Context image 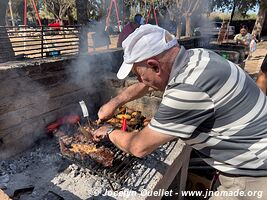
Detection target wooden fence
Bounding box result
[3,25,81,59]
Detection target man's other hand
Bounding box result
[93,125,112,142]
[98,100,119,121]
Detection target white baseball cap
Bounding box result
[117,24,178,79]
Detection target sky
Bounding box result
[220,4,259,14]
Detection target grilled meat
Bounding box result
[59,134,114,167]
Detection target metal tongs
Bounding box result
[78,100,94,140]
[77,121,93,140]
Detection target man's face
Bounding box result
[240,28,247,36]
[132,60,169,91]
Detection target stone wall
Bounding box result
[0,49,125,159]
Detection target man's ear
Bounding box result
[146,59,160,73]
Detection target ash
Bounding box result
[1,137,178,200]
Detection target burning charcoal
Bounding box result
[9,164,16,172]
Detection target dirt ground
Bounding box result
[244,38,267,76]
[88,33,119,53]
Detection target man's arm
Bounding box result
[93,126,176,158]
[98,82,150,120]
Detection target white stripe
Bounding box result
[240,148,267,168]
[254,94,267,120]
[175,49,201,83]
[225,138,267,166]
[165,88,210,101]
[213,124,248,136]
[225,151,256,166]
[186,50,210,85]
[213,61,238,105]
[241,158,264,168]
[150,118,196,134]
[186,132,209,145]
[202,159,236,172]
[258,149,267,160]
[192,137,221,150]
[249,138,267,152]
[216,63,246,108]
[148,124,191,138]
[162,96,213,110]
[221,91,265,134]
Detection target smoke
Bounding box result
[66,19,123,118]
[0,67,49,159]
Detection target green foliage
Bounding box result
[210,0,260,15]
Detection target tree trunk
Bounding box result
[76,0,88,25]
[0,0,15,63]
[230,0,237,24]
[253,0,267,39]
[75,0,88,54]
[176,16,182,39]
[0,0,8,26]
[185,13,192,37]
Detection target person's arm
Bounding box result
[256,70,267,95]
[98,82,150,121]
[95,84,214,157]
[234,34,239,43]
[93,126,176,157]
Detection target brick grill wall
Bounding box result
[0,49,126,159]
[0,27,15,63]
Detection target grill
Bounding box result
[60,138,140,191]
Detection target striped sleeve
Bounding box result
[149,84,215,138]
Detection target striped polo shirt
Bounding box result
[149,46,267,176]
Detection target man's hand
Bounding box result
[98,83,149,121]
[98,100,119,121]
[93,125,113,142]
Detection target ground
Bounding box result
[244,38,267,76]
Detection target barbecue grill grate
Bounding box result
[60,139,140,191]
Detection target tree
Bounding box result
[253,0,267,38]
[210,0,267,37]
[43,0,75,20]
[163,0,207,38]
[210,0,259,23]
[0,0,8,26]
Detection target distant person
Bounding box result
[247,32,257,60]
[234,25,251,46]
[117,14,145,47]
[256,55,267,94]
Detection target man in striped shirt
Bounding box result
[94,24,267,199]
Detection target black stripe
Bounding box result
[250,93,267,122]
[214,76,261,128]
[217,65,240,103]
[154,103,214,126]
[193,50,232,97]
[173,50,195,83]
